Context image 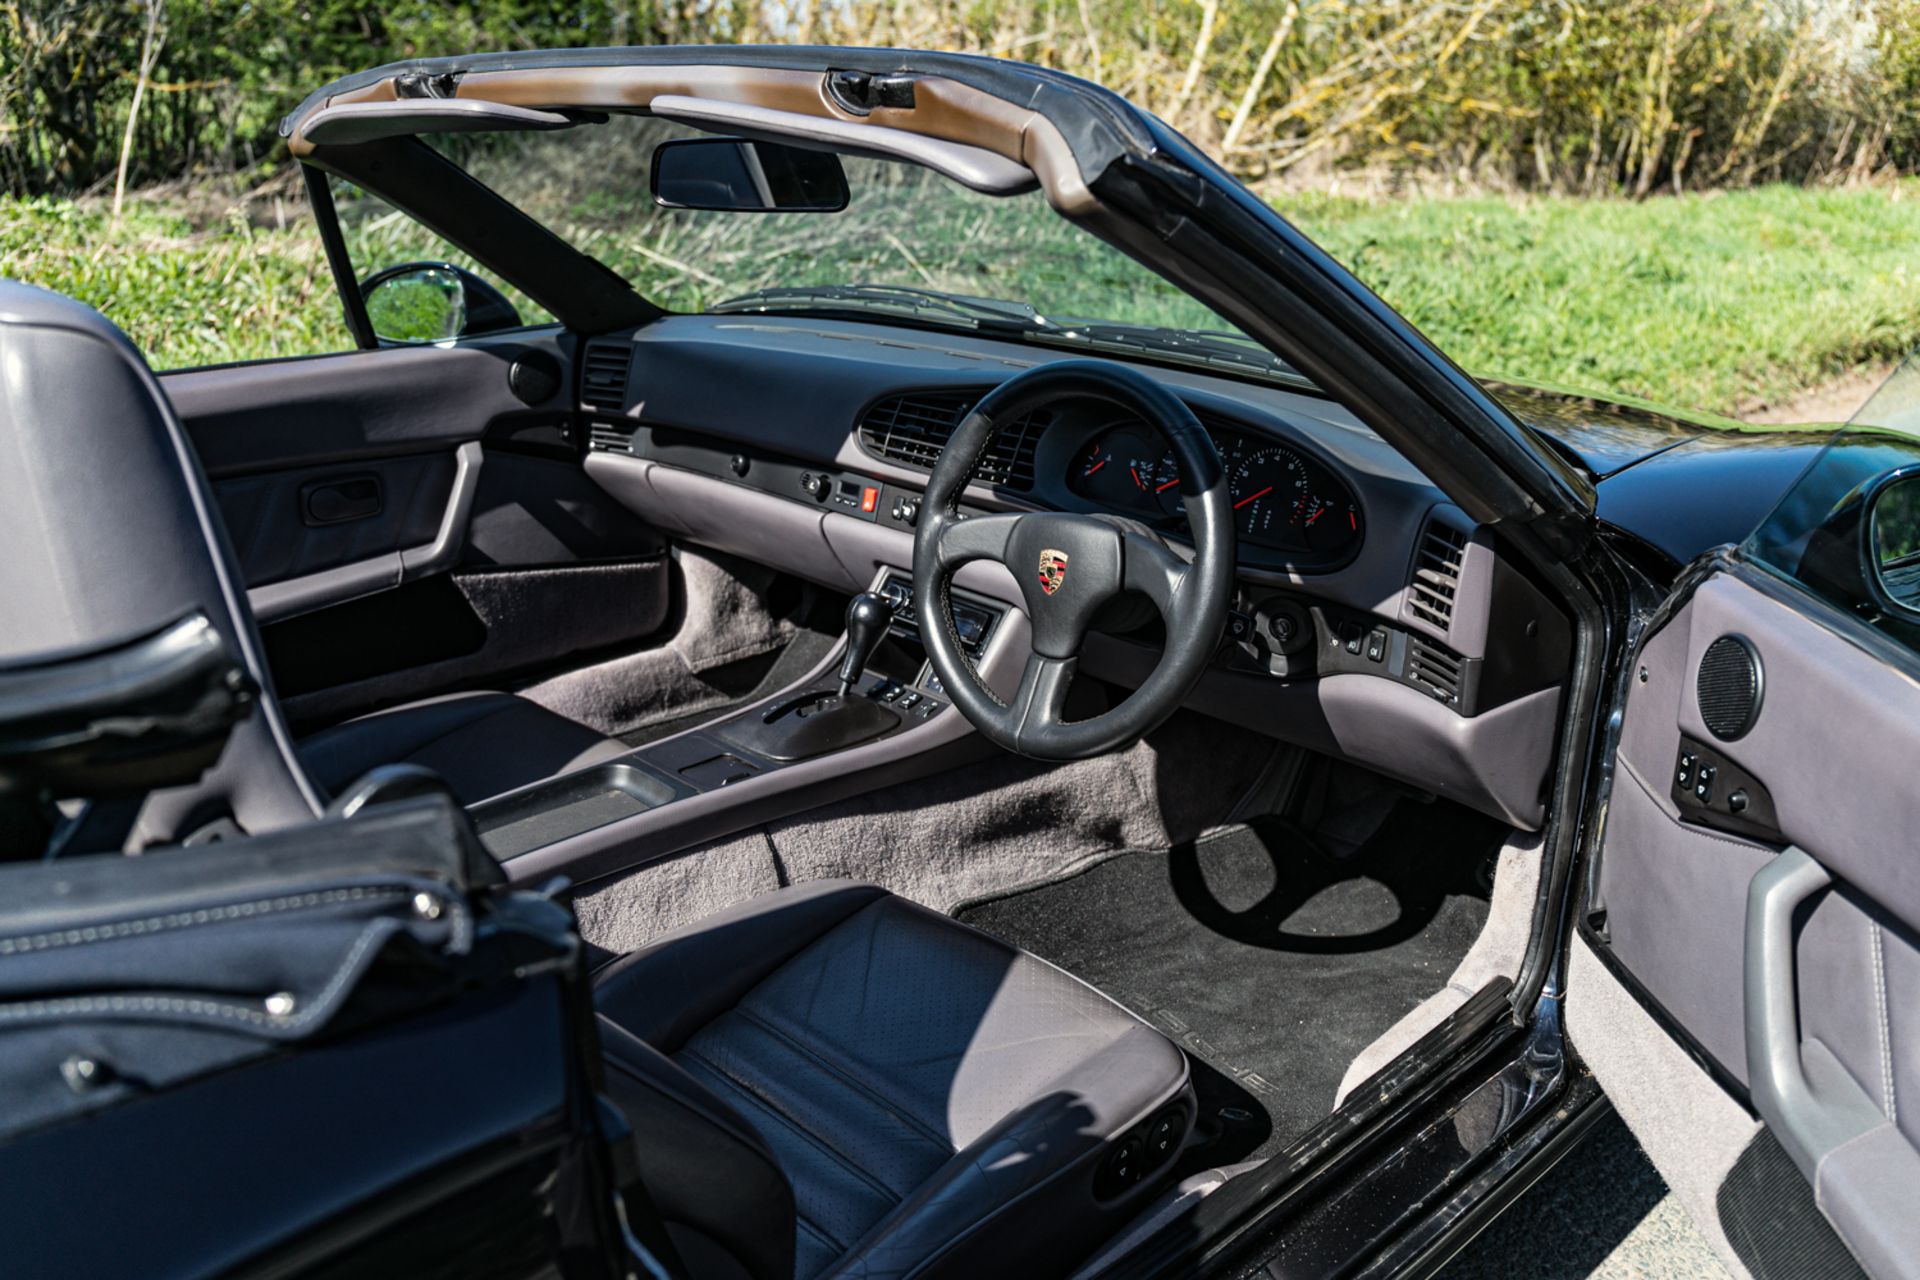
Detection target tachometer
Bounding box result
[1230,445,1309,542]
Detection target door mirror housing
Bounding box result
[360,262,523,344]
[1868,471,1920,612]
[650,138,850,212]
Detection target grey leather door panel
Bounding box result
[164,340,545,478]
[1598,756,1773,1085]
[218,452,455,587]
[245,442,483,624]
[161,332,670,714]
[1592,569,1920,1278]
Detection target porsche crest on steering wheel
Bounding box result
[1038,548,1070,595]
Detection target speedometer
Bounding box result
[1068,416,1363,567]
[1230,446,1309,542]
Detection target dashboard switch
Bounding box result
[1365,630,1387,663]
[799,473,827,500]
[860,485,879,514]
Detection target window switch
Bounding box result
[1694,764,1715,803]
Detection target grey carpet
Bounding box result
[519,545,805,738]
[954,801,1506,1162]
[571,709,1285,953]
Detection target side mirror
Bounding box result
[650,138,850,212]
[360,262,522,344]
[1869,471,1920,612]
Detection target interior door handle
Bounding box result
[1744,845,1886,1180]
[252,445,482,624]
[302,474,384,526]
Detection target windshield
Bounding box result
[1851,348,1920,438]
[424,115,1303,384]
[1742,351,1920,653]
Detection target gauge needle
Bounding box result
[1156,477,1180,493]
[1085,459,1106,476]
[1129,466,1144,488]
[1233,485,1273,510]
[1306,506,1326,525]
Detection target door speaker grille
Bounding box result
[1697,634,1762,740]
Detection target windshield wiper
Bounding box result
[1033,320,1303,380]
[711,284,1306,384]
[710,284,1055,334]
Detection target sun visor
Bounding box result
[646,94,1039,196]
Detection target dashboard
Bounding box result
[575,314,1573,832]
[1062,415,1364,567]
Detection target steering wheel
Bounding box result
[912,361,1235,759]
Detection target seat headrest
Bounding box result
[0,280,319,842]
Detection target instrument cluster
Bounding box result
[1065,416,1364,566]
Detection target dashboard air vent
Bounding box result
[580,340,633,413]
[856,393,1051,490]
[588,421,638,454]
[1406,636,1464,707]
[1407,520,1469,632]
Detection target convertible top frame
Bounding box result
[282,45,1593,538]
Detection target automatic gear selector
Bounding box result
[838,591,894,695]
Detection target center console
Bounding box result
[468,573,1007,863]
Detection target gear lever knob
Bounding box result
[838,591,895,696]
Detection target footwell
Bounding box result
[954,800,1504,1163]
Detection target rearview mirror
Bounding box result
[360,262,522,344]
[651,139,850,213]
[1869,471,1920,612]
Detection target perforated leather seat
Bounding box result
[594,881,1196,1280]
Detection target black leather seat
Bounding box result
[299,691,628,807]
[594,881,1195,1280]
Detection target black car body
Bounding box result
[1,43,1913,1280]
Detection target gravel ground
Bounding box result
[1439,1110,1731,1280]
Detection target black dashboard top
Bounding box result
[608,312,1449,614]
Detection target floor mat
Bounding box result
[954,801,1504,1163]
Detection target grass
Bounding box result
[1274,183,1920,416]
[5,176,1919,416]
[0,196,354,369]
